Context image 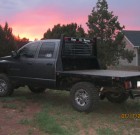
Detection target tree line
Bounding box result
[42,23,86,39]
[0,22,29,57]
[0,0,135,68]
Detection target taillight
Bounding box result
[124,81,132,89]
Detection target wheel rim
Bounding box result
[0,79,7,93]
[75,89,89,107]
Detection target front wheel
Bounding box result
[70,82,99,112]
[0,74,13,97]
[28,86,46,93]
[106,92,129,103]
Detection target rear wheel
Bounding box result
[70,82,99,112]
[106,92,129,103]
[0,74,13,96]
[28,86,46,93]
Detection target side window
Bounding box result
[38,42,55,58]
[19,42,39,58]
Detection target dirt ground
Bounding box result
[0,88,140,135]
[0,100,43,135]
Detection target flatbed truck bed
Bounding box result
[58,70,140,78]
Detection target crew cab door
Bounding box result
[18,42,40,78]
[34,42,56,81]
[9,42,40,79]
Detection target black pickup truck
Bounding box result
[0,35,140,112]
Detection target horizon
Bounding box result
[0,0,140,41]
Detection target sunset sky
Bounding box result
[0,0,140,41]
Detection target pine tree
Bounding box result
[43,23,86,39]
[0,22,16,57]
[76,25,86,38]
[87,0,135,68]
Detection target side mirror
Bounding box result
[11,51,18,58]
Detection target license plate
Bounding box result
[137,81,140,87]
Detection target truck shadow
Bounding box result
[2,87,140,115]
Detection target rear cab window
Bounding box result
[38,42,55,58]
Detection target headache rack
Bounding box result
[59,35,99,71]
[62,37,97,57]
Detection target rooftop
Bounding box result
[123,30,140,47]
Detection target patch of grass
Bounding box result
[2,103,17,109]
[27,129,33,135]
[34,109,71,135]
[96,127,122,135]
[0,97,15,102]
[42,102,94,134]
[19,118,31,125]
[0,88,140,135]
[18,103,27,112]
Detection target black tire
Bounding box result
[106,92,129,103]
[70,82,99,112]
[28,86,46,93]
[0,74,14,97]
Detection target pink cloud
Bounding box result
[124,26,140,31]
[112,9,140,30]
[9,6,88,40]
[8,4,140,41]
